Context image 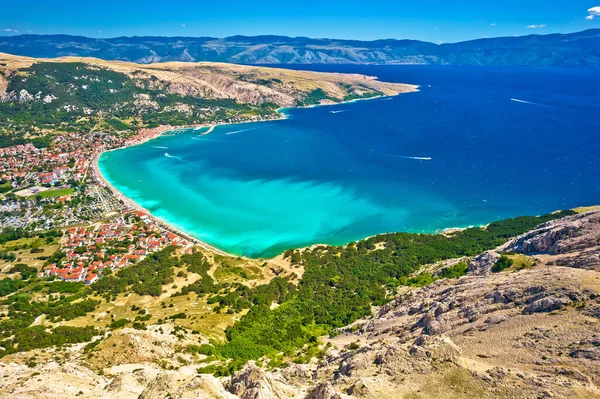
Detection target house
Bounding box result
[37,172,55,184]
[63,266,84,282]
[84,273,98,284]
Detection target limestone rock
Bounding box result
[468,251,500,276]
[523,295,570,313]
[226,361,299,399]
[305,382,343,399]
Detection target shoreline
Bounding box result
[92,151,236,258]
[92,92,414,259]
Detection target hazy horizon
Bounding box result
[1,27,599,45]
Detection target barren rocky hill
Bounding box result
[2,210,600,399]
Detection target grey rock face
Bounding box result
[305,382,342,399]
[468,251,501,276]
[506,212,600,254]
[523,295,570,313]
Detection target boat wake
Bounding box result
[164,152,184,162]
[226,128,256,135]
[191,137,223,142]
[153,146,168,149]
[399,155,432,161]
[330,110,348,114]
[383,154,432,161]
[510,98,562,109]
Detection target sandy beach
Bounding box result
[91,94,403,259]
[92,149,235,258]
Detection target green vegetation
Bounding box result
[9,264,38,280]
[0,279,100,356]
[437,261,469,279]
[110,318,130,329]
[0,62,280,143]
[0,251,16,262]
[492,255,514,273]
[2,325,97,356]
[0,210,574,366]
[343,89,384,102]
[0,278,26,296]
[198,210,574,374]
[0,180,12,193]
[402,272,436,287]
[298,88,336,106]
[27,188,75,199]
[0,227,62,246]
[92,246,178,296]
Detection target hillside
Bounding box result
[1,29,599,67]
[2,208,600,398]
[0,53,415,145]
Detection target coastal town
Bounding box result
[40,211,193,284]
[0,126,197,284]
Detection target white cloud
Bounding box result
[527,24,546,29]
[587,6,600,19]
[490,23,497,27]
[4,28,18,33]
[181,24,186,27]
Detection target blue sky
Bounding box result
[1,1,599,43]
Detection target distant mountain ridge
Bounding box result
[1,29,599,67]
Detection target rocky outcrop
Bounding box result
[503,211,600,270]
[0,361,107,398]
[467,250,501,276]
[139,373,238,399]
[304,382,344,399]
[88,326,205,370]
[522,294,570,313]
[225,361,299,399]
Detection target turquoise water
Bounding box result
[99,66,600,258]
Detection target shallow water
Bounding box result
[99,65,600,257]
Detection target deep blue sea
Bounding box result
[99,66,600,258]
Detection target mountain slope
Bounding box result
[2,210,600,398]
[0,52,415,142]
[1,29,599,67]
